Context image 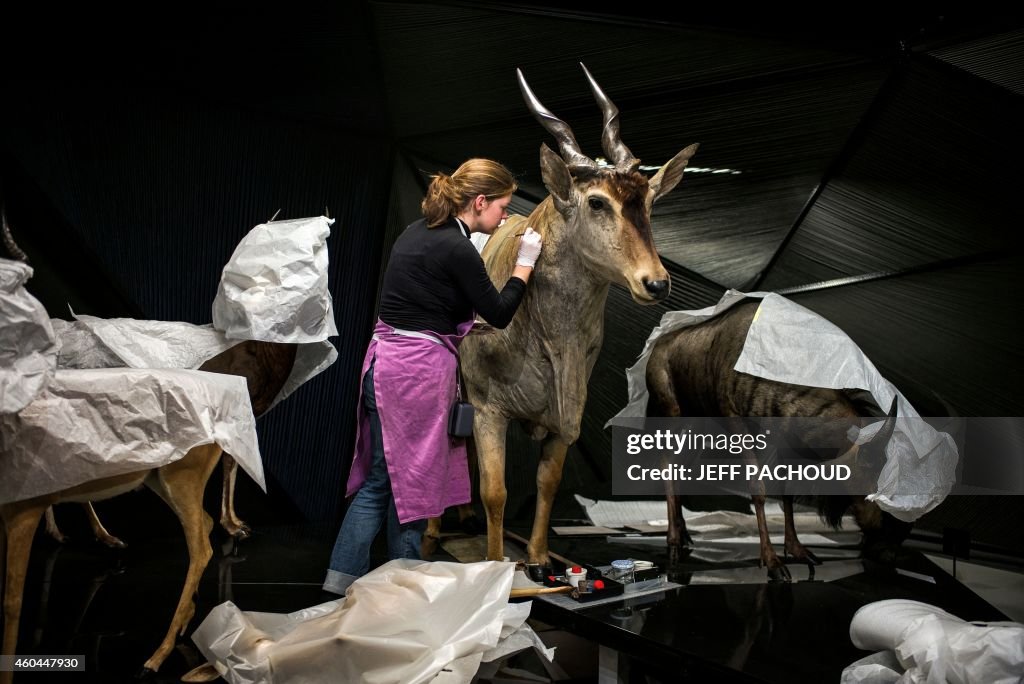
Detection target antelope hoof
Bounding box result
[785,546,821,566]
[767,563,792,583]
[667,544,693,567]
[667,533,694,550]
[223,522,251,540]
[181,663,222,682]
[135,666,157,680]
[420,533,441,559]
[98,534,127,549]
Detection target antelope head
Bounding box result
[517,64,698,304]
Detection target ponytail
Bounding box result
[421,159,517,228]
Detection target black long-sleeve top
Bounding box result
[378,217,526,335]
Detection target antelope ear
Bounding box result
[539,143,574,213]
[648,143,700,205]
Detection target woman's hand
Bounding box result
[516,227,543,268]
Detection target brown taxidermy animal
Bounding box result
[645,299,907,581]
[451,64,699,565]
[0,207,291,680]
[2,443,226,681]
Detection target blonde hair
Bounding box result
[421,158,517,228]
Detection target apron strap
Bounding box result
[372,327,444,346]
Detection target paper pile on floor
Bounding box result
[842,599,1024,683]
[575,494,857,543]
[192,559,553,684]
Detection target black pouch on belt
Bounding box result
[448,401,475,437]
[449,357,474,438]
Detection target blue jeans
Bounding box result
[324,359,426,595]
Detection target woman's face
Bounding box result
[476,194,511,234]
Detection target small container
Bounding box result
[609,559,635,584]
[565,565,587,589]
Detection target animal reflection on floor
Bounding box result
[15,524,326,682]
[16,535,211,671]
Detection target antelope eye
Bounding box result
[588,197,605,211]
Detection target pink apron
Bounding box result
[345,318,475,523]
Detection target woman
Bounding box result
[324,158,542,595]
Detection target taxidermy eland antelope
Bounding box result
[46,339,297,546]
[0,210,283,681]
[645,299,904,581]
[0,221,233,681]
[458,64,699,564]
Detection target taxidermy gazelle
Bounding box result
[43,340,296,547]
[0,209,288,681]
[0,215,236,680]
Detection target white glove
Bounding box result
[515,227,543,268]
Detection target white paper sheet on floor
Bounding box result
[191,559,553,684]
[575,494,855,540]
[606,290,958,521]
[842,599,1024,683]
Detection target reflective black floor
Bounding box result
[8,489,1017,684]
[527,535,1012,683]
[13,519,336,682]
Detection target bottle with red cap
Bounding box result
[565,565,587,588]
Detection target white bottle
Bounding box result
[565,565,587,588]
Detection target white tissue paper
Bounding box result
[192,559,552,684]
[0,217,341,506]
[213,216,339,343]
[50,213,342,411]
[0,258,56,414]
[0,368,263,505]
[53,315,337,412]
[56,316,231,370]
[607,290,958,521]
[843,599,1024,683]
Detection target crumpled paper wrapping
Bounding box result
[54,316,230,370]
[213,216,339,343]
[192,559,553,684]
[1,217,339,505]
[0,368,263,505]
[49,215,340,409]
[842,599,1024,683]
[0,258,56,414]
[53,315,336,412]
[607,290,958,521]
